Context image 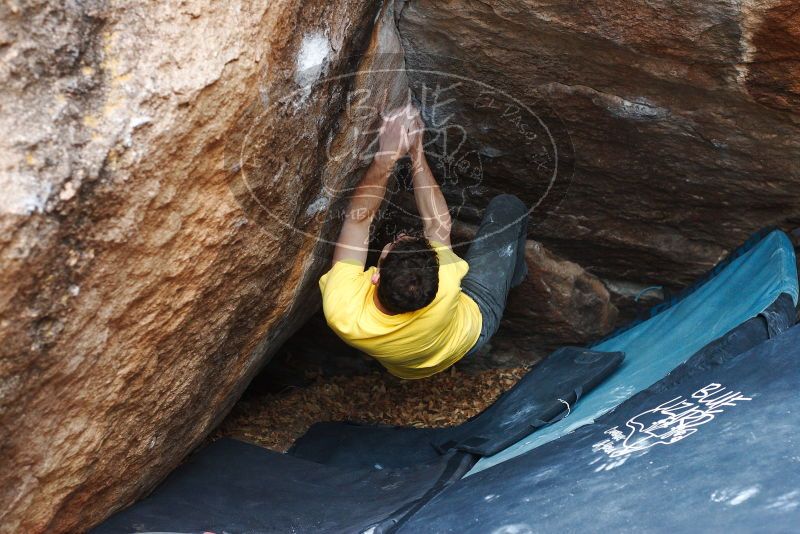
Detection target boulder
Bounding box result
[448,224,618,369]
[397,0,800,287]
[0,1,407,531]
[3,0,799,531]
[492,239,619,365]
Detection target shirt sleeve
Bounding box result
[429,241,469,283]
[319,260,369,330]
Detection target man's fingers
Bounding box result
[380,106,401,121]
[376,103,426,161]
[382,101,419,124]
[382,104,409,122]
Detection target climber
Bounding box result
[319,103,529,379]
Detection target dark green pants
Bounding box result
[461,194,529,356]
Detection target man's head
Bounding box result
[375,236,439,313]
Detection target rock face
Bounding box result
[2,0,799,532]
[448,223,618,369]
[397,0,800,288]
[0,1,407,532]
[491,240,619,365]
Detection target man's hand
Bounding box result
[407,106,427,163]
[376,105,415,163]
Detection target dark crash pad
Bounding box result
[471,229,798,475]
[397,323,800,533]
[288,346,625,469]
[92,438,473,534]
[94,230,798,533]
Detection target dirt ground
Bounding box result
[213,366,528,452]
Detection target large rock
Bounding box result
[492,239,619,364]
[2,0,799,531]
[0,1,407,531]
[397,0,800,288]
[449,224,618,369]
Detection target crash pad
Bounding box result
[92,438,473,533]
[94,230,798,533]
[470,229,798,475]
[398,323,800,533]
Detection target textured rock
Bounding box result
[397,0,800,288]
[449,224,618,369]
[3,0,799,531]
[492,239,619,364]
[0,1,407,532]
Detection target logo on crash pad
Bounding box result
[592,383,752,462]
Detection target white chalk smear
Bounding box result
[711,486,761,506]
[295,33,330,92]
[305,195,329,217]
[491,524,533,534]
[765,491,800,512]
[729,486,760,506]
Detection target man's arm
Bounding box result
[409,112,452,246]
[331,154,396,266]
[332,109,410,266]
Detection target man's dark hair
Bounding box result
[377,237,439,313]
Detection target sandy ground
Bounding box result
[213,366,527,452]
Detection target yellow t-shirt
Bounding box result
[319,242,482,379]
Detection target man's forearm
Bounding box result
[345,154,396,222]
[331,154,396,265]
[332,106,410,266]
[411,152,452,243]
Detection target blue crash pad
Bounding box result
[93,439,474,533]
[399,323,800,533]
[470,229,798,475]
